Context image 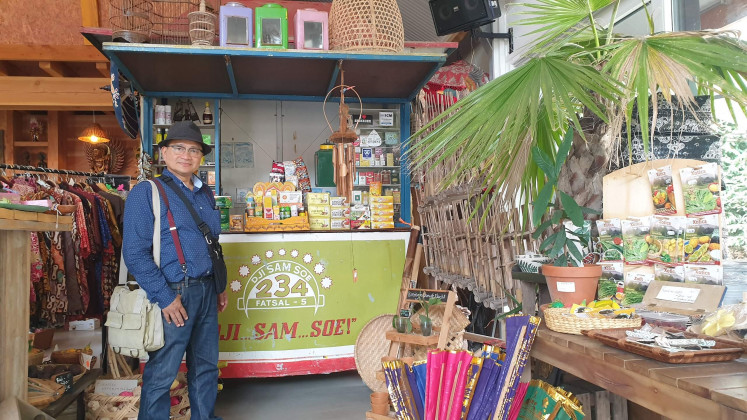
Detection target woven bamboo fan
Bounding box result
[329,0,404,53]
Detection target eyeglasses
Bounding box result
[166,145,203,157]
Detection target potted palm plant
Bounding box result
[410,0,747,223]
[532,129,602,306]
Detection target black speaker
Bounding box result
[429,0,501,36]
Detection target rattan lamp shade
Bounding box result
[78,123,111,144]
[329,0,404,53]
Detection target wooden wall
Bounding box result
[0,0,107,45]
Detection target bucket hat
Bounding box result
[160,121,211,155]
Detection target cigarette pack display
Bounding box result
[371,215,394,223]
[307,205,331,217]
[370,202,394,211]
[279,191,303,204]
[330,218,350,230]
[372,221,395,229]
[330,196,348,207]
[330,207,350,218]
[306,192,330,205]
[309,217,331,230]
[369,195,393,204]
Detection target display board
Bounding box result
[216,231,408,377]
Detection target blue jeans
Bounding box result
[139,278,221,420]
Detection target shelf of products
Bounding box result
[352,108,402,221]
[150,98,221,191]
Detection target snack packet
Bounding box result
[648,165,676,215]
[621,217,651,265]
[654,264,685,283]
[598,261,624,301]
[596,219,623,261]
[680,163,721,216]
[684,215,720,264]
[684,264,723,285]
[649,216,686,265]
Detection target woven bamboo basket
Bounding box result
[541,305,642,335]
[84,372,190,420]
[407,305,470,359]
[328,0,404,52]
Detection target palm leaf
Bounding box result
[409,56,623,218]
[515,0,616,54]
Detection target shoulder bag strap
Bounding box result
[152,178,188,276]
[117,180,163,285]
[159,175,213,239]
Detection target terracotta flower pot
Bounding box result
[541,264,602,307]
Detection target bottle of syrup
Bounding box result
[202,102,213,125]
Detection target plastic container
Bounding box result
[315,145,335,187]
[638,310,690,330]
[294,8,328,50]
[255,3,288,49]
[220,2,253,47]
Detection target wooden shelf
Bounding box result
[14,142,49,147]
[385,329,440,346]
[0,209,73,232]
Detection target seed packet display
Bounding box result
[680,163,721,216]
[622,271,654,306]
[649,216,686,265]
[648,165,676,215]
[621,217,651,265]
[684,215,721,264]
[598,262,624,301]
[684,264,723,285]
[654,264,685,283]
[596,219,623,261]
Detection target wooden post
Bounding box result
[47,111,59,169]
[0,230,31,401]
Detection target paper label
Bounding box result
[379,112,394,126]
[94,379,138,396]
[656,285,701,303]
[556,282,576,293]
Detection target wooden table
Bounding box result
[532,327,747,419]
[0,210,72,402]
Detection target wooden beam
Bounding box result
[95,62,110,78]
[47,111,59,169]
[39,61,68,77]
[0,76,111,109]
[80,0,100,46]
[0,45,105,62]
[0,61,14,77]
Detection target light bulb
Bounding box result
[90,135,99,143]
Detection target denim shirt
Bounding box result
[122,169,221,308]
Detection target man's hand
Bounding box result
[218,292,228,313]
[163,295,188,327]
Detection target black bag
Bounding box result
[206,236,227,293]
[159,176,227,293]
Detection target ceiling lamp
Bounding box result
[78,113,111,144]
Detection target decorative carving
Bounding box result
[85,138,126,173]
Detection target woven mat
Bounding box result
[355,314,395,392]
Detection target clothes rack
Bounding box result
[0,164,131,190]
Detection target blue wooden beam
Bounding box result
[106,52,144,94]
[225,55,238,96]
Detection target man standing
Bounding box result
[123,121,226,420]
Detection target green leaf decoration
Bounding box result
[532,147,556,181]
[554,129,575,177]
[532,181,555,224]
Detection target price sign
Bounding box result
[406,289,449,302]
[656,286,701,303]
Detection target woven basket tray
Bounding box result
[51,348,93,365]
[541,304,642,335]
[582,327,745,363]
[84,372,190,419]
